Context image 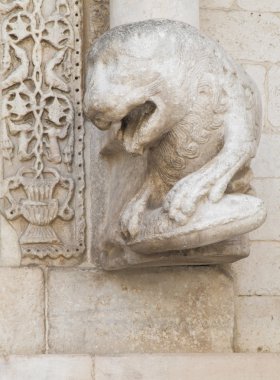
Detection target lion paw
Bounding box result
[120,202,143,240]
[163,175,209,224]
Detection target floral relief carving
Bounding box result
[0,0,85,261]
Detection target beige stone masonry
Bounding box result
[268,65,280,127]
[201,0,234,9]
[0,355,94,380]
[83,0,109,51]
[0,268,45,355]
[110,0,199,28]
[250,179,280,241]
[94,354,280,380]
[0,0,278,359]
[0,216,21,267]
[200,2,280,356]
[201,10,280,63]
[237,0,280,12]
[233,242,280,296]
[48,267,234,354]
[252,135,280,178]
[2,354,280,380]
[235,297,280,352]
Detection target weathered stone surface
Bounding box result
[95,354,280,380]
[83,0,109,51]
[268,65,280,127]
[84,19,265,268]
[0,0,85,263]
[243,64,266,120]
[48,268,234,354]
[110,0,199,28]
[250,179,280,241]
[201,10,280,63]
[237,0,280,12]
[2,354,280,379]
[235,296,280,352]
[232,242,280,295]
[0,355,94,380]
[0,216,21,266]
[0,268,45,354]
[101,236,250,270]
[200,0,234,9]
[252,134,280,178]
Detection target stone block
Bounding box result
[235,296,280,352]
[83,0,109,50]
[110,0,199,28]
[0,355,94,380]
[250,179,280,241]
[48,267,234,354]
[268,65,280,127]
[201,10,280,63]
[200,0,234,9]
[237,0,280,12]
[0,268,45,355]
[232,241,280,295]
[0,216,21,267]
[252,134,280,178]
[101,236,250,270]
[94,354,280,380]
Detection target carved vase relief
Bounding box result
[85,20,266,270]
[0,0,85,261]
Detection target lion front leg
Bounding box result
[163,81,261,225]
[120,177,152,239]
[163,149,251,224]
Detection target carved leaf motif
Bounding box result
[2,43,11,74]
[56,0,71,16]
[0,0,29,14]
[43,17,73,49]
[2,121,14,160]
[2,43,29,89]
[6,90,32,121]
[62,48,72,80]
[45,48,70,92]
[4,12,31,42]
[45,95,72,127]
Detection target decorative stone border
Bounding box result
[0,0,85,265]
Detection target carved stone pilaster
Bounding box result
[0,0,85,263]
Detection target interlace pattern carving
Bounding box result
[0,0,85,261]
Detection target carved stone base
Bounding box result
[20,224,60,245]
[127,194,265,254]
[100,234,249,270]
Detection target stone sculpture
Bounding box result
[84,19,266,268]
[0,0,85,263]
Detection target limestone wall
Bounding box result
[200,0,280,353]
[0,0,280,368]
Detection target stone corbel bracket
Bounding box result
[84,20,266,270]
[0,0,85,264]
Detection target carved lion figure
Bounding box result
[84,19,265,252]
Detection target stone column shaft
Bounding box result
[110,0,199,28]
